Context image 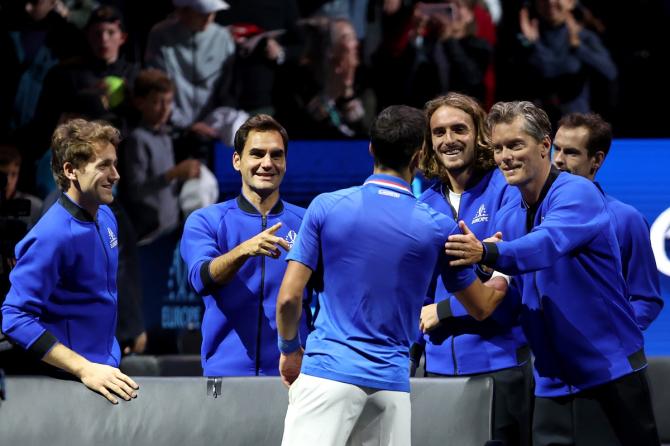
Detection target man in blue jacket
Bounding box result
[180,114,310,376]
[275,105,507,445]
[416,92,531,446]
[1,119,139,404]
[445,101,660,445]
[552,112,663,330]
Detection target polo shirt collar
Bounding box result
[364,174,414,196]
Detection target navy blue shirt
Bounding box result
[287,174,477,392]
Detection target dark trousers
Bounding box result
[533,369,660,446]
[427,361,534,446]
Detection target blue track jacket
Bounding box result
[1,194,121,367]
[180,194,309,376]
[418,169,529,375]
[594,183,663,330]
[482,169,646,397]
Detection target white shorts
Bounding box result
[281,373,411,446]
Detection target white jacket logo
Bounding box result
[471,204,489,224]
[107,227,118,249]
[285,230,297,248]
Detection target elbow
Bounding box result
[276,293,301,315]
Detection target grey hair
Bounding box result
[486,101,552,142]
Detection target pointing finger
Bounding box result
[265,222,283,234]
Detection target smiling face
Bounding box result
[66,141,120,214]
[553,125,601,180]
[430,105,477,175]
[233,130,286,200]
[492,116,551,199]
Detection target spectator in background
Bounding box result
[373,0,492,109]
[32,5,138,160]
[0,0,83,139]
[146,0,242,159]
[180,114,311,377]
[217,0,304,115]
[0,144,43,228]
[1,119,139,404]
[552,113,663,331]
[276,17,375,139]
[119,68,200,245]
[516,0,617,123]
[415,93,531,446]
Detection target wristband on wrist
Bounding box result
[278,333,301,354]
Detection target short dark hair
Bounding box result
[86,5,125,32]
[370,105,426,170]
[233,114,289,155]
[134,69,174,98]
[557,113,613,157]
[0,144,21,167]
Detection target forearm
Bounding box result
[208,243,252,285]
[42,342,91,379]
[453,279,506,321]
[277,295,302,341]
[276,262,312,341]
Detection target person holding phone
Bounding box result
[373,0,492,108]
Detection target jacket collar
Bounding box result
[58,193,95,222]
[236,193,284,215]
[522,165,561,210]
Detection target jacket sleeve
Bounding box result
[1,229,67,357]
[492,181,610,275]
[180,209,226,296]
[619,210,663,330]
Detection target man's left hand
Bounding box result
[279,348,304,388]
[445,220,484,266]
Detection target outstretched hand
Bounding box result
[445,220,484,266]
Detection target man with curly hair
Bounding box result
[415,93,531,446]
[1,119,139,404]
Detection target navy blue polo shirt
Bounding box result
[287,174,476,392]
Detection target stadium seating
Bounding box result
[0,375,493,446]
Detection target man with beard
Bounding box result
[416,92,531,446]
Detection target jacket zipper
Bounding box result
[445,189,460,375]
[255,215,268,375]
[95,219,116,356]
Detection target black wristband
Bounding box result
[481,242,499,267]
